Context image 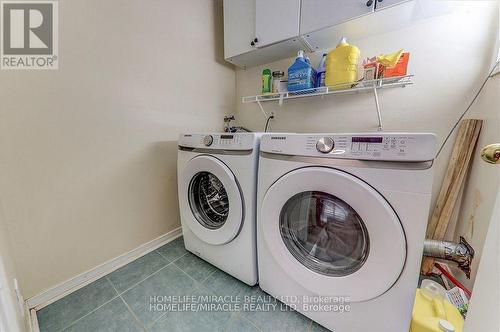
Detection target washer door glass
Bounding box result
[189,171,229,229]
[280,191,369,277]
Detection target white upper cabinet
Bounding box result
[223,0,414,68]
[255,0,301,48]
[375,0,411,10]
[300,0,374,35]
[223,0,256,59]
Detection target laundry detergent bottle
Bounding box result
[287,50,316,92]
[325,37,360,89]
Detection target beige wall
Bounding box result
[463,191,499,331]
[0,204,26,331]
[453,72,499,287]
[234,2,499,287]
[0,0,235,298]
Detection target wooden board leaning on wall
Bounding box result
[421,119,483,275]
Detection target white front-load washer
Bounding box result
[257,133,437,331]
[178,132,261,285]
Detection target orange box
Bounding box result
[382,52,410,78]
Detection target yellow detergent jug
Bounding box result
[325,37,360,89]
[411,280,464,332]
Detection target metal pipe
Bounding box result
[223,115,235,133]
[423,236,474,278]
[223,115,252,133]
[235,126,252,132]
[229,126,252,133]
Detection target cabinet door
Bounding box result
[223,0,256,59]
[300,0,374,35]
[255,0,301,48]
[375,0,411,10]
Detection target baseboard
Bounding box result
[29,309,40,332]
[26,227,182,311]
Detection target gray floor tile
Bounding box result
[107,251,169,293]
[241,300,312,332]
[121,264,198,327]
[37,277,118,332]
[156,236,187,262]
[201,269,267,316]
[225,314,260,332]
[149,287,234,332]
[149,310,234,332]
[311,321,332,332]
[64,297,143,332]
[37,234,321,332]
[240,282,270,298]
[173,252,216,283]
[202,269,255,299]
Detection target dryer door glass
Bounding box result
[189,171,229,229]
[280,191,369,277]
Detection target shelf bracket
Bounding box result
[372,86,383,131]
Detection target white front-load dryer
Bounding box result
[257,133,437,331]
[178,133,261,285]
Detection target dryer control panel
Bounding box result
[178,133,259,151]
[261,133,436,162]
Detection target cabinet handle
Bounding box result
[366,0,374,6]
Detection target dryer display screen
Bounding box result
[352,137,383,143]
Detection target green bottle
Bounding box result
[262,68,272,94]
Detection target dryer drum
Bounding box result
[279,191,370,277]
[189,171,229,229]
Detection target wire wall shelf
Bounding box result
[242,75,414,131]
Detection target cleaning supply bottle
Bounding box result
[262,68,272,94]
[305,56,317,82]
[287,50,316,92]
[411,280,464,332]
[325,37,360,89]
[316,53,327,87]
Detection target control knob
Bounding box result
[203,135,214,147]
[316,137,335,153]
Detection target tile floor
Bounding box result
[37,236,329,332]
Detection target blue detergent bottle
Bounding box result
[287,50,316,92]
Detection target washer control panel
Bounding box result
[179,133,257,151]
[261,133,436,162]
